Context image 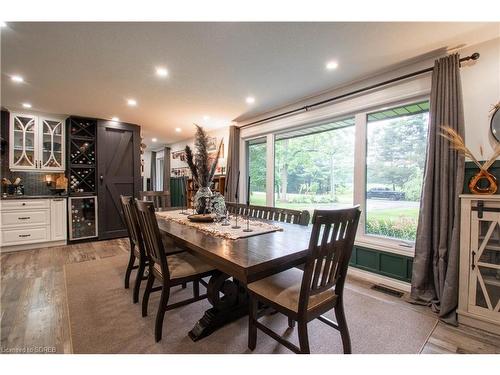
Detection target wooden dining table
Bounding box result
[157,214,312,341]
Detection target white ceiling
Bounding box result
[1,22,499,146]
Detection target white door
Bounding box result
[51,198,67,241]
[39,117,65,171]
[9,113,38,170]
[468,210,500,321]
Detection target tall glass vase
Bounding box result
[194,186,212,214]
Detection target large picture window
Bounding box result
[273,118,355,216]
[365,101,429,241]
[243,94,430,254]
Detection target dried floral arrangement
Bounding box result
[185,124,223,188]
[440,126,500,171]
[440,126,499,194]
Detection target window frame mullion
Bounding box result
[353,112,367,236]
[266,133,275,207]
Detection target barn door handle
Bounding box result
[471,251,476,270]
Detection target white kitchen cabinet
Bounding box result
[0,198,67,252]
[9,112,65,172]
[50,198,67,241]
[458,195,500,335]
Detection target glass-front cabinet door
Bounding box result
[468,210,500,320]
[9,113,65,172]
[10,113,38,170]
[40,117,65,170]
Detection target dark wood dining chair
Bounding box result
[120,195,149,304]
[139,191,171,211]
[247,206,361,354]
[121,195,186,303]
[135,199,217,342]
[225,202,310,226]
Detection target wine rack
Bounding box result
[67,117,97,195]
[69,196,98,240]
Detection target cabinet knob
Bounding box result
[100,175,104,182]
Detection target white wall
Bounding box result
[461,38,500,158]
[167,127,230,170]
[142,150,151,190]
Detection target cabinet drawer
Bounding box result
[1,210,49,227]
[1,226,49,246]
[0,199,50,210]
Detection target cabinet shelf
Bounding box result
[483,275,500,287]
[70,164,96,168]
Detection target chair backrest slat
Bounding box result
[135,199,171,280]
[120,195,147,259]
[226,202,310,226]
[298,207,361,313]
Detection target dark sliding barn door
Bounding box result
[97,121,141,239]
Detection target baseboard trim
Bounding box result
[0,240,67,253]
[347,266,411,293]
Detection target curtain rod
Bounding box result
[239,52,480,129]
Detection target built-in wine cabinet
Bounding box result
[67,117,97,195]
[66,116,98,241]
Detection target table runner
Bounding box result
[156,210,283,240]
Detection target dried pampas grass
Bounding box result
[440,125,500,172]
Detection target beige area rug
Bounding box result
[65,255,437,354]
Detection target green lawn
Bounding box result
[367,207,419,221]
[250,192,418,220]
[249,191,419,240]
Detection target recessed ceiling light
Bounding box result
[326,61,339,70]
[203,115,210,121]
[155,67,169,77]
[111,117,119,122]
[175,127,181,132]
[152,138,157,142]
[0,22,7,28]
[127,99,137,106]
[246,96,255,104]
[11,75,24,83]
[22,103,32,109]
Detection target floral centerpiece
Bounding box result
[185,125,224,214]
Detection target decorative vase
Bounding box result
[194,186,213,214]
[469,169,498,195]
[211,192,227,221]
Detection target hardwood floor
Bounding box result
[1,239,128,354]
[1,238,499,354]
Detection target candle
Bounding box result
[235,171,240,201]
[225,166,230,194]
[182,178,186,206]
[246,176,251,206]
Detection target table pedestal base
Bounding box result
[188,271,248,341]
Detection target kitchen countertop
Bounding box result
[1,195,68,200]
